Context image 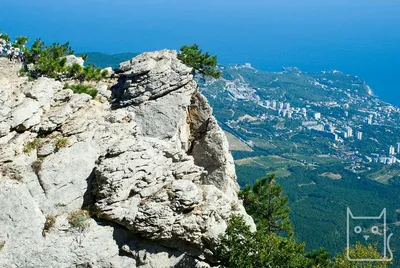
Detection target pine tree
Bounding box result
[239,173,293,234]
[217,215,311,268]
[177,43,221,79]
[217,175,336,267]
[0,33,10,42]
[24,39,46,64]
[14,36,29,48]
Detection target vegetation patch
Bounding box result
[367,167,400,185]
[0,31,107,82]
[218,173,393,267]
[0,241,4,251]
[42,215,56,236]
[178,43,221,79]
[23,139,40,153]
[55,137,69,150]
[64,84,98,99]
[23,40,105,81]
[67,210,90,230]
[19,67,26,76]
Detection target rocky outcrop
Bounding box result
[115,50,193,106]
[64,55,85,67]
[0,50,253,267]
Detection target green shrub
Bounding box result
[24,38,46,64]
[335,242,392,267]
[65,84,98,99]
[101,69,109,78]
[28,42,74,79]
[23,139,40,153]
[65,63,82,78]
[67,210,90,230]
[0,241,5,251]
[80,53,88,61]
[19,67,26,76]
[78,65,103,81]
[24,41,102,82]
[14,35,29,48]
[55,137,69,150]
[1,31,105,82]
[0,33,10,42]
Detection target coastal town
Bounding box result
[201,64,400,177]
[253,98,400,166]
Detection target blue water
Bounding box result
[1,0,399,105]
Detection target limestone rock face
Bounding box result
[0,51,254,267]
[187,93,239,199]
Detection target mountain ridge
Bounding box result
[80,52,139,69]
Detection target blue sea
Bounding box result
[1,0,399,106]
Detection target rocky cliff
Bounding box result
[0,50,253,268]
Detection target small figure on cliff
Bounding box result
[8,50,14,61]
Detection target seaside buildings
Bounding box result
[345,127,353,138]
[301,108,307,117]
[357,131,363,140]
[367,115,373,125]
[324,124,335,133]
[389,146,395,155]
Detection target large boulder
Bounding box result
[64,55,84,67]
[25,77,62,110]
[115,50,193,105]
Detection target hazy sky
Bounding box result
[1,0,400,103]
